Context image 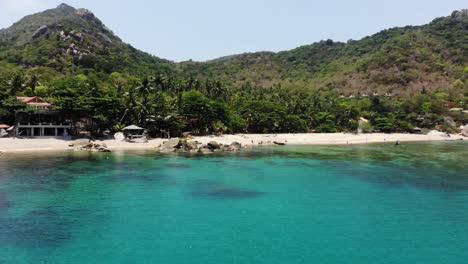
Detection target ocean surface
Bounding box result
[0,141,467,264]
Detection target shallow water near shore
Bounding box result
[0,141,467,263]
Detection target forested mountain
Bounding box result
[0,3,175,76]
[181,9,468,95]
[0,4,466,135]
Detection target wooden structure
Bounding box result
[15,96,72,137]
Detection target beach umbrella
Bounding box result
[123,125,145,130]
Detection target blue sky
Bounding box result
[0,0,466,62]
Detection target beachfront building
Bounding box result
[15,96,72,137]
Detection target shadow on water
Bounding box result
[244,142,468,192]
[189,179,264,199]
[165,163,192,169]
[0,207,73,249]
[0,192,11,210]
[354,165,468,191]
[109,170,171,183]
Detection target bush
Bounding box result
[359,121,374,133]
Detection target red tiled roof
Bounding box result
[16,96,51,106]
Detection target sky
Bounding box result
[0,0,466,62]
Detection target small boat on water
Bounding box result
[273,141,286,145]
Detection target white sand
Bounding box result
[0,133,464,153]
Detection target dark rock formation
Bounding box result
[158,139,242,153]
[32,25,48,39]
[207,141,221,150]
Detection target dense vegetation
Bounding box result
[0,5,466,136]
[181,10,467,96]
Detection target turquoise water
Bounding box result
[0,141,467,263]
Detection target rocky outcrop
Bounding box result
[98,33,112,44]
[60,30,84,42]
[207,141,221,150]
[427,130,450,137]
[158,139,242,153]
[32,25,48,39]
[228,142,242,151]
[163,138,180,149]
[452,9,468,19]
[75,8,96,21]
[444,116,458,130]
[73,140,111,152]
[462,126,468,137]
[66,43,79,55]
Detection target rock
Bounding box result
[185,141,198,150]
[32,25,48,39]
[159,147,175,153]
[98,33,112,44]
[114,132,125,141]
[452,9,468,19]
[198,147,213,154]
[98,147,111,152]
[69,31,84,42]
[163,138,181,149]
[462,126,468,137]
[182,132,193,138]
[230,142,242,148]
[75,8,96,20]
[102,25,111,33]
[273,141,286,145]
[174,148,188,153]
[207,141,221,150]
[444,116,457,129]
[83,143,94,149]
[226,142,242,151]
[427,130,447,137]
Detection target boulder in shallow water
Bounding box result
[207,141,221,150]
[98,147,111,152]
[185,141,198,151]
[163,138,180,149]
[198,147,213,154]
[226,142,242,151]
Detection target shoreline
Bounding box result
[0,133,465,154]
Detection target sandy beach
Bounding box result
[0,133,464,153]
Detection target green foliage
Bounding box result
[0,6,466,135]
[314,112,337,133]
[374,117,395,133]
[359,122,374,133]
